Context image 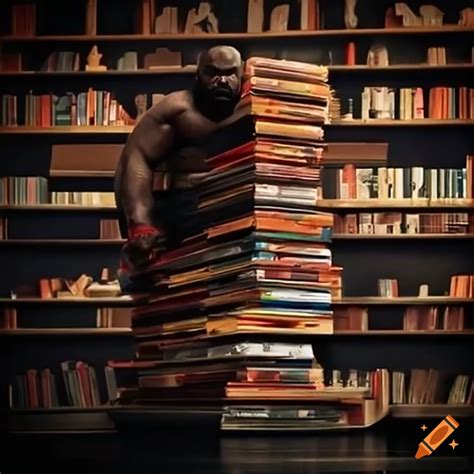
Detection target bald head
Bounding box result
[194,45,243,118]
[197,45,242,74]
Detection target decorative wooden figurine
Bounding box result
[85,45,107,71]
[344,0,358,29]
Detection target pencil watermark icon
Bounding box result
[415,414,459,459]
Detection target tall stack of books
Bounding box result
[120,57,389,430]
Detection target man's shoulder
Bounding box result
[147,90,192,121]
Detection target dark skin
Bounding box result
[115,46,243,269]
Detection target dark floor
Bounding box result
[1,417,473,473]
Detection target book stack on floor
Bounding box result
[117,57,389,431]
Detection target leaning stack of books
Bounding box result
[119,57,389,430]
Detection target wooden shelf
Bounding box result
[327,63,474,71]
[0,126,133,134]
[333,330,474,336]
[1,63,472,78]
[335,297,474,305]
[0,67,197,77]
[1,119,472,134]
[390,404,474,418]
[1,26,471,42]
[0,239,125,245]
[0,204,117,211]
[317,199,474,209]
[0,297,136,306]
[0,328,132,336]
[328,119,474,126]
[332,233,474,240]
[8,406,116,433]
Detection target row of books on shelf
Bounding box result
[375,276,474,299]
[1,89,135,127]
[10,362,472,411]
[9,361,117,409]
[330,159,474,200]
[335,305,466,332]
[0,179,115,205]
[3,180,474,208]
[0,307,131,330]
[333,212,474,235]
[0,217,122,240]
[391,369,472,405]
[2,86,474,128]
[359,86,473,120]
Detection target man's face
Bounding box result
[197,50,242,105]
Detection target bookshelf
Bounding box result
[1,0,472,434]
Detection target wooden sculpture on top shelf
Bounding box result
[154,6,178,34]
[85,45,107,71]
[344,0,358,29]
[185,2,219,33]
[459,8,474,27]
[394,3,422,26]
[247,0,264,33]
[269,4,290,32]
[419,5,444,26]
[395,3,445,27]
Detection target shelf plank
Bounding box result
[1,297,469,307]
[1,120,473,134]
[332,233,474,240]
[390,404,474,418]
[0,126,133,134]
[333,297,474,305]
[0,67,197,77]
[317,199,474,209]
[0,204,117,211]
[328,119,474,126]
[1,26,472,42]
[0,328,132,336]
[333,330,474,336]
[1,64,473,77]
[0,297,136,306]
[0,239,125,245]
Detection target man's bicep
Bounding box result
[126,112,175,167]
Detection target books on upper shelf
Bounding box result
[11,2,36,37]
[450,274,474,298]
[0,177,48,204]
[325,156,474,200]
[334,304,469,333]
[403,306,465,331]
[9,361,116,409]
[1,89,135,127]
[357,86,473,121]
[334,212,473,235]
[391,369,472,406]
[0,179,116,207]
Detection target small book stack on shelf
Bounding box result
[113,57,389,431]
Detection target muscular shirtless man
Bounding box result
[114,45,244,274]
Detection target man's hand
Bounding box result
[121,225,165,271]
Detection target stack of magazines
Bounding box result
[118,57,389,430]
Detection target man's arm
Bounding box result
[114,103,175,234]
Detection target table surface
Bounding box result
[2,417,473,473]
